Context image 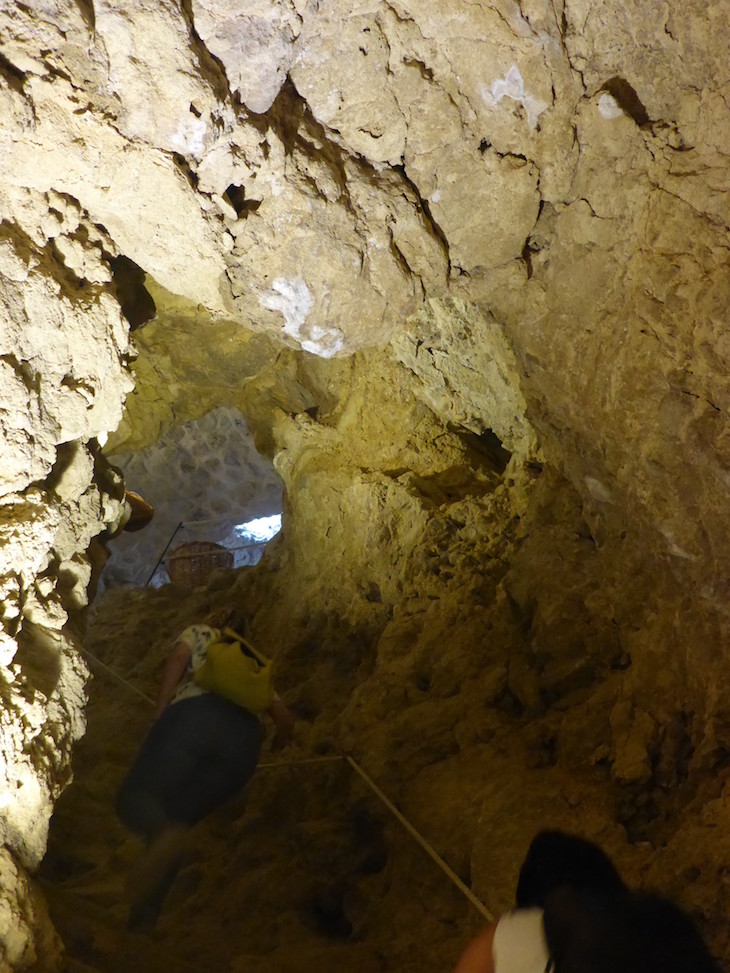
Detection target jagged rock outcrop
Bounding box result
[0,194,132,967]
[1,0,729,969]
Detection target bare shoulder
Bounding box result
[453,921,498,973]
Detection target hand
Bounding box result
[272,726,293,750]
[269,699,296,749]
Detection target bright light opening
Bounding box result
[234,514,282,543]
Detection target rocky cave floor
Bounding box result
[36,547,730,973]
[36,582,479,973]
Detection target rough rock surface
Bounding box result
[1,0,730,969]
[37,346,730,971]
[0,192,132,966]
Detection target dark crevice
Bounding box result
[0,50,28,95]
[265,81,352,207]
[0,218,100,300]
[109,255,157,331]
[520,198,546,279]
[449,424,513,476]
[501,150,529,164]
[39,56,74,85]
[172,153,199,192]
[177,0,232,104]
[521,239,537,279]
[393,164,452,277]
[223,184,262,219]
[264,80,448,289]
[47,238,89,290]
[402,57,434,82]
[380,0,418,29]
[680,389,721,413]
[406,467,498,505]
[578,197,609,220]
[75,0,96,32]
[389,233,414,277]
[229,79,449,295]
[1,354,37,389]
[61,373,95,395]
[600,77,651,127]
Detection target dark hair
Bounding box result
[516,830,626,908]
[544,887,721,973]
[227,609,246,633]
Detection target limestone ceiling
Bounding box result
[2,0,727,617]
[9,4,725,506]
[4,0,726,357]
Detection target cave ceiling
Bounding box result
[1,0,730,970]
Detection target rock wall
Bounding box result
[216,341,730,963]
[1,0,730,968]
[0,193,133,967]
[35,341,730,969]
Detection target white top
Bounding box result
[171,624,219,704]
[493,909,550,973]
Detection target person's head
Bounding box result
[204,607,246,632]
[516,830,626,908]
[543,886,721,973]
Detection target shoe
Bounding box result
[126,824,191,931]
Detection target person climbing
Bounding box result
[115,607,296,930]
[452,829,720,973]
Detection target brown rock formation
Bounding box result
[1,0,729,970]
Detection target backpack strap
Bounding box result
[221,627,271,667]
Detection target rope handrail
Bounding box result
[344,754,492,920]
[79,645,493,921]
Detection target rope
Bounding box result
[79,646,156,706]
[258,755,343,768]
[79,646,494,921]
[345,754,493,921]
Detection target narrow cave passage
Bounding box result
[36,355,500,970]
[34,327,730,972]
[102,407,284,589]
[4,2,730,970]
[37,583,482,973]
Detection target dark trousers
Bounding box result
[116,692,263,840]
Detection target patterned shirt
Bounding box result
[169,624,278,708]
[170,624,219,704]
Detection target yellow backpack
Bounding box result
[194,627,274,715]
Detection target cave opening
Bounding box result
[101,407,284,590]
[35,307,523,971]
[3,1,730,970]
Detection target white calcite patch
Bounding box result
[260,276,314,338]
[585,476,614,503]
[660,525,698,561]
[301,323,345,359]
[598,93,624,120]
[259,277,344,359]
[483,65,549,130]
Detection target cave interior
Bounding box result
[1,1,730,971]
